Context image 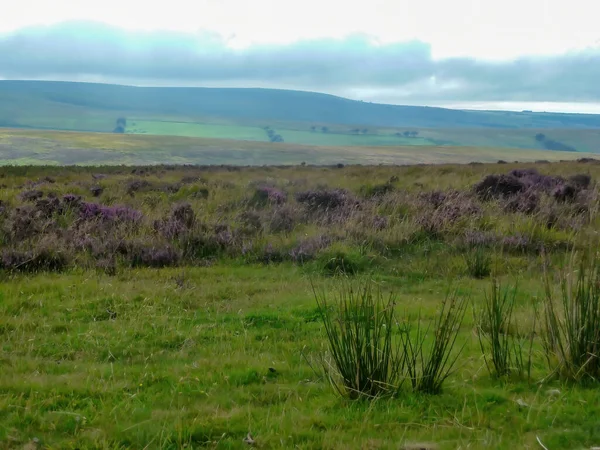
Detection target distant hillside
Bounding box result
[2,80,600,130]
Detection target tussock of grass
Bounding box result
[542,251,600,382]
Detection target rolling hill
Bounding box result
[1,80,600,154]
[2,80,600,130]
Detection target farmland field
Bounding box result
[2,161,600,449]
[0,128,595,166]
[3,81,600,151]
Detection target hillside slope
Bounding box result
[2,80,600,130]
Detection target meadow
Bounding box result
[0,128,594,166]
[2,160,600,449]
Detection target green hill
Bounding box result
[3,80,600,129]
[2,80,600,153]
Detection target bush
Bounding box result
[1,246,70,273]
[541,251,600,382]
[314,279,405,399]
[296,189,349,210]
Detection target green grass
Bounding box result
[0,128,595,166]
[3,266,600,449]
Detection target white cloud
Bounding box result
[1,0,598,59]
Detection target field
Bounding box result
[2,81,600,151]
[0,129,596,166]
[2,161,600,449]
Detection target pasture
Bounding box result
[2,161,600,449]
[0,128,594,166]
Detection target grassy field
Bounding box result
[0,128,595,166]
[2,161,600,448]
[2,81,600,151]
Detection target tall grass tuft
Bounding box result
[476,279,534,379]
[313,279,405,399]
[542,251,600,383]
[465,247,492,279]
[403,290,468,394]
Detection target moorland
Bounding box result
[2,161,600,449]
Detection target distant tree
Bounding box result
[321,126,329,133]
[310,126,316,132]
[535,133,546,142]
[403,131,411,137]
[116,117,127,127]
[270,134,284,143]
[409,131,419,137]
[113,125,125,133]
[362,128,368,134]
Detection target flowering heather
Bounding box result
[474,174,525,200]
[418,190,449,209]
[129,245,181,268]
[269,205,298,233]
[296,188,350,210]
[251,186,287,206]
[171,203,196,228]
[62,194,82,207]
[90,186,104,197]
[553,184,579,203]
[239,210,263,234]
[20,190,44,202]
[500,234,536,253]
[504,190,540,214]
[35,197,61,218]
[569,174,592,188]
[289,235,331,263]
[372,215,389,231]
[126,179,151,196]
[79,202,143,223]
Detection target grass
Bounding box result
[3,162,600,448]
[542,251,600,382]
[0,128,596,166]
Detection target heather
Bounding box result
[3,161,600,449]
[1,163,595,273]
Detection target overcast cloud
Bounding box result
[1,21,599,105]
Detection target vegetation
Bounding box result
[2,81,600,151]
[3,161,600,448]
[0,128,595,166]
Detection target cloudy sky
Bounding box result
[1,0,599,112]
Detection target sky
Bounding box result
[1,0,599,112]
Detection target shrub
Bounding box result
[129,244,181,268]
[541,251,600,382]
[251,186,287,206]
[313,279,405,399]
[474,175,525,200]
[296,189,349,210]
[20,190,44,202]
[268,205,298,233]
[289,235,331,263]
[477,280,534,379]
[569,174,591,188]
[1,246,70,273]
